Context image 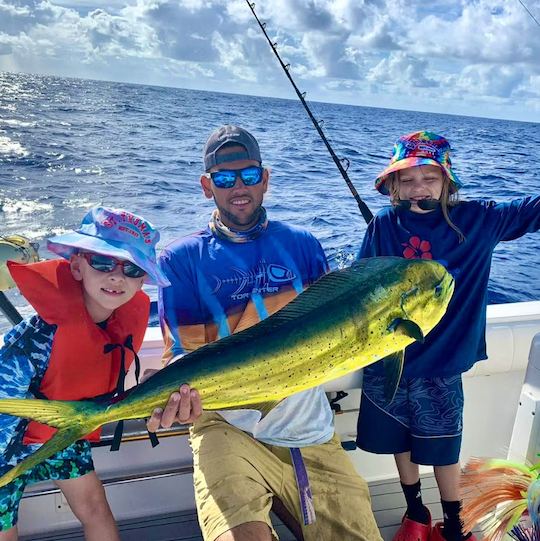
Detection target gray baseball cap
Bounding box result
[203,125,262,171]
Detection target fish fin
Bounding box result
[382,351,404,403]
[389,318,425,343]
[0,427,87,488]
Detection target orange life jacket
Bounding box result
[7,259,149,444]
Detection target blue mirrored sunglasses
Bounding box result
[81,252,147,279]
[210,166,264,189]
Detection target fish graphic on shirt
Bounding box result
[212,262,296,295]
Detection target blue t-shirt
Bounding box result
[158,220,335,447]
[359,197,540,378]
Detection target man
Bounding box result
[149,125,381,541]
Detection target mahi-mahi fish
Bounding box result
[0,256,454,487]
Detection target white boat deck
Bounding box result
[21,474,444,541]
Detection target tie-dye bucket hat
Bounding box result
[374,131,462,195]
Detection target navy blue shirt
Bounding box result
[359,197,540,377]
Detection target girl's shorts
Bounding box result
[356,371,464,466]
[0,440,94,531]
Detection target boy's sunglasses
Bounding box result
[210,166,264,189]
[80,252,147,279]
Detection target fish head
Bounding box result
[387,258,454,342]
[0,235,40,291]
[355,257,454,359]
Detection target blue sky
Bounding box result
[1,0,539,122]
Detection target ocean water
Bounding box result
[0,71,539,332]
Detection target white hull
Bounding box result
[16,301,540,539]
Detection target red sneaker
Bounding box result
[392,511,432,541]
[430,522,478,541]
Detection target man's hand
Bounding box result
[146,384,203,432]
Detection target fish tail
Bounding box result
[0,427,88,488]
[0,397,105,429]
[0,397,110,488]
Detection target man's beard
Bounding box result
[217,204,263,230]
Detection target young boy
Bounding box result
[0,206,170,541]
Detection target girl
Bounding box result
[356,131,540,541]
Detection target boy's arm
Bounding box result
[491,195,540,241]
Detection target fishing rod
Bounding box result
[0,293,22,326]
[245,1,373,225]
[517,0,540,27]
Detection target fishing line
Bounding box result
[517,0,540,27]
[245,1,373,225]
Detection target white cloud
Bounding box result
[0,0,539,121]
[0,2,32,17]
[405,1,540,66]
[366,51,438,88]
[456,63,530,99]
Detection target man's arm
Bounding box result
[147,247,206,431]
[158,247,210,365]
[311,235,330,279]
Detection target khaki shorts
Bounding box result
[190,412,382,541]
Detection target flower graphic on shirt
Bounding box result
[402,236,433,259]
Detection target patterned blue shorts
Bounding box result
[356,370,464,466]
[0,440,94,531]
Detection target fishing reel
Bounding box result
[397,199,440,211]
[0,235,40,292]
